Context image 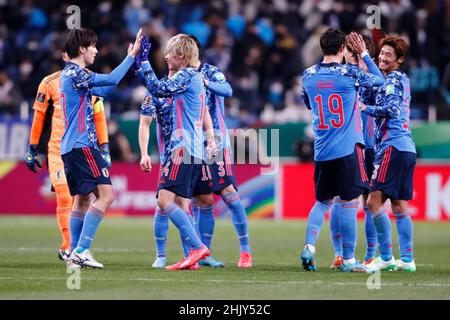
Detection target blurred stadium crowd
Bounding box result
[1,0,449,127]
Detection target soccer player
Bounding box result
[352,35,417,272]
[139,75,199,270]
[300,28,384,272]
[60,27,142,269]
[329,33,381,269]
[25,51,110,263]
[188,35,252,268]
[135,34,212,270]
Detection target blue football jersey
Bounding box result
[301,62,385,161]
[140,90,174,164]
[60,55,134,155]
[199,63,233,152]
[364,70,416,154]
[138,63,206,160]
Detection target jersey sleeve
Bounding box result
[364,75,402,119]
[361,53,384,78]
[140,93,157,118]
[342,65,385,88]
[207,70,233,97]
[359,86,376,105]
[91,85,115,97]
[137,62,191,97]
[72,55,134,89]
[301,86,311,110]
[32,80,50,112]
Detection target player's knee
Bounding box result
[157,197,170,210]
[221,184,236,194]
[391,201,408,213]
[103,192,115,207]
[197,195,213,207]
[175,198,190,212]
[74,195,91,212]
[366,197,380,213]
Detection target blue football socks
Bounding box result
[162,203,203,250]
[70,210,85,252]
[394,211,414,263]
[75,206,104,253]
[153,208,169,258]
[305,200,331,246]
[191,198,200,235]
[337,201,359,260]
[364,206,378,261]
[222,192,250,253]
[329,200,343,257]
[198,205,215,249]
[180,211,195,257]
[370,209,393,261]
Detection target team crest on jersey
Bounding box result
[37,92,45,102]
[102,168,109,178]
[56,170,63,180]
[143,96,151,106]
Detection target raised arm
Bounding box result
[137,62,191,97]
[73,29,143,89]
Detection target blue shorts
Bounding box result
[314,144,369,201]
[158,148,203,199]
[192,163,213,196]
[61,147,111,196]
[208,148,238,194]
[363,147,375,195]
[369,146,416,200]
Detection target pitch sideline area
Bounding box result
[1,216,449,299]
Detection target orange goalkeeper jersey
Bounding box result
[32,71,64,155]
[31,71,109,156]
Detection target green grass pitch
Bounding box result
[1,216,450,299]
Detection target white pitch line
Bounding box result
[9,247,149,253]
[1,276,450,288]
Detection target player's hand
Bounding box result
[24,144,42,173]
[100,143,112,168]
[360,103,367,112]
[348,32,366,55]
[140,154,152,172]
[205,138,217,160]
[133,36,151,71]
[139,36,151,62]
[128,28,143,58]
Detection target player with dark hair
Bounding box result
[300,28,384,272]
[352,34,417,272]
[60,27,142,269]
[25,50,110,263]
[328,33,382,269]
